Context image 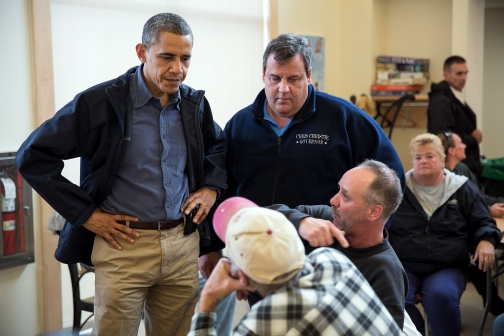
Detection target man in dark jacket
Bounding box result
[427,55,483,180]
[224,33,404,227]
[16,13,226,336]
[270,160,409,330]
[223,33,405,308]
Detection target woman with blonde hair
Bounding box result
[389,133,501,336]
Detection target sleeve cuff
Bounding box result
[188,311,218,336]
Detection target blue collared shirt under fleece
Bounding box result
[100,64,188,221]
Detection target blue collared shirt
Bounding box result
[263,101,293,136]
[100,65,188,221]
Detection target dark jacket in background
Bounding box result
[224,85,405,229]
[427,80,481,179]
[453,161,504,206]
[389,179,501,277]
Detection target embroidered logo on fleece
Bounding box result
[295,133,329,145]
[447,199,458,205]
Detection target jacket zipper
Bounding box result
[271,136,282,204]
[426,218,431,273]
[192,92,205,191]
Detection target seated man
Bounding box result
[189,197,401,335]
[270,159,408,329]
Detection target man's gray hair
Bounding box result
[262,34,312,74]
[358,160,403,221]
[142,13,193,49]
[247,269,299,297]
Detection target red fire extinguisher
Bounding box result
[1,177,16,255]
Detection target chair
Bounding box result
[378,94,416,139]
[68,263,95,331]
[478,244,504,335]
[416,293,430,336]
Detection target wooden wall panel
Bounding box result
[29,0,62,332]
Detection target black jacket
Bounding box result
[427,80,481,178]
[16,66,227,265]
[224,86,405,229]
[453,161,504,206]
[389,181,501,276]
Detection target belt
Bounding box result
[117,218,184,230]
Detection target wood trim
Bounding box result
[28,0,62,332]
[268,0,279,40]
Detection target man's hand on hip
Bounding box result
[82,208,140,250]
[181,188,217,224]
[299,217,349,248]
[199,251,221,280]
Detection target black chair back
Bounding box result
[379,94,416,139]
[68,263,95,331]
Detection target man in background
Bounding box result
[428,55,483,180]
[189,197,401,335]
[17,13,227,335]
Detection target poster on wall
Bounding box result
[302,35,325,92]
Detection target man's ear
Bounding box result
[367,204,383,222]
[237,269,253,290]
[136,43,147,63]
[443,70,449,81]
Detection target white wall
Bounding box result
[0,1,43,335]
[482,8,504,159]
[277,0,340,95]
[0,0,37,152]
[50,0,265,328]
[452,0,485,136]
[383,0,452,86]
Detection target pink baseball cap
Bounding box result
[213,196,258,242]
[213,196,305,284]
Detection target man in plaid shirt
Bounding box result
[189,198,400,335]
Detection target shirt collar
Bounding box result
[131,64,181,108]
[449,85,465,105]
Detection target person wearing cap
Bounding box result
[269,159,408,330]
[188,197,401,335]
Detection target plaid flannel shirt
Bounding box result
[189,247,401,335]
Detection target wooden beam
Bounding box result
[269,0,279,40]
[28,0,62,332]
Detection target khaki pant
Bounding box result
[91,223,199,336]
